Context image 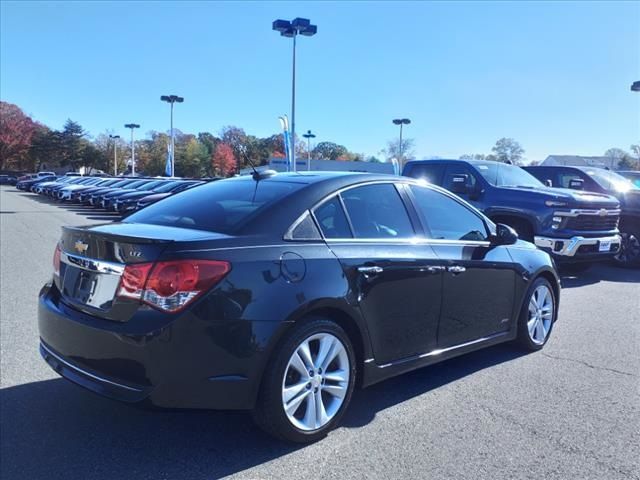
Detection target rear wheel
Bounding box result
[252,318,356,443]
[517,278,556,351]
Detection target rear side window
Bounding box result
[313,196,352,238]
[341,184,414,239]
[409,185,488,241]
[405,164,445,185]
[125,178,304,233]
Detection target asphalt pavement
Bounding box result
[1,185,639,480]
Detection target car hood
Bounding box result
[500,185,620,209]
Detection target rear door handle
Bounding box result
[358,266,384,275]
[447,265,466,274]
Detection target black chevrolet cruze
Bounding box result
[38,172,560,442]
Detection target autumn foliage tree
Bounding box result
[0,101,37,170]
[211,143,237,177]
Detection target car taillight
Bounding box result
[53,244,61,277]
[117,260,230,312]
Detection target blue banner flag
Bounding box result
[165,143,172,176]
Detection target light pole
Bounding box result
[109,134,120,176]
[392,118,411,166]
[272,17,317,172]
[632,81,640,92]
[302,129,316,169]
[124,124,140,175]
[160,95,184,176]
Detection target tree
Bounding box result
[617,155,639,170]
[211,143,236,177]
[491,138,524,164]
[383,137,415,165]
[180,137,208,177]
[604,148,628,160]
[459,154,487,160]
[61,119,87,170]
[0,101,37,170]
[630,144,640,160]
[220,126,248,169]
[313,141,348,160]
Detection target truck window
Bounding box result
[405,164,445,185]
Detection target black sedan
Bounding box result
[38,172,560,443]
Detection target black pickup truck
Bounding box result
[403,160,621,269]
[523,165,640,267]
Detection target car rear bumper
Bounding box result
[534,234,621,259]
[38,282,286,410]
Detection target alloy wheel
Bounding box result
[281,332,350,431]
[527,285,554,345]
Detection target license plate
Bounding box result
[599,240,611,252]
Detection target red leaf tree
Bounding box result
[0,101,37,170]
[211,143,237,177]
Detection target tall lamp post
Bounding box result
[272,17,317,172]
[160,95,184,176]
[124,124,140,175]
[392,118,411,166]
[109,134,120,176]
[631,81,640,92]
[302,129,316,169]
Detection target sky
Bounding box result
[1,1,639,163]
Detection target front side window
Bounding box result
[341,184,414,239]
[410,185,488,241]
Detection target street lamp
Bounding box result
[109,134,120,176]
[302,129,316,168]
[124,124,140,175]
[392,118,411,165]
[160,95,184,176]
[631,81,640,92]
[272,17,317,172]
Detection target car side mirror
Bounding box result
[491,223,518,246]
[568,178,584,190]
[450,174,470,194]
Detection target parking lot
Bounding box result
[1,184,639,479]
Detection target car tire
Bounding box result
[517,277,557,351]
[613,224,640,268]
[252,317,357,443]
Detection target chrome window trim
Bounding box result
[324,237,491,247]
[60,251,125,275]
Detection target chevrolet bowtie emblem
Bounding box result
[74,240,89,254]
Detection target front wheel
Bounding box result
[613,225,640,268]
[517,278,557,351]
[252,318,356,443]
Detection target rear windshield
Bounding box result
[124,178,304,233]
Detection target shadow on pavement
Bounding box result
[0,344,524,480]
[560,263,640,288]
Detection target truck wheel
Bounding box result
[517,277,557,351]
[252,318,356,443]
[613,225,640,268]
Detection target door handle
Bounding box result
[357,266,384,275]
[425,266,446,274]
[447,265,466,274]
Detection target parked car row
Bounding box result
[18,174,212,215]
[403,160,640,268]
